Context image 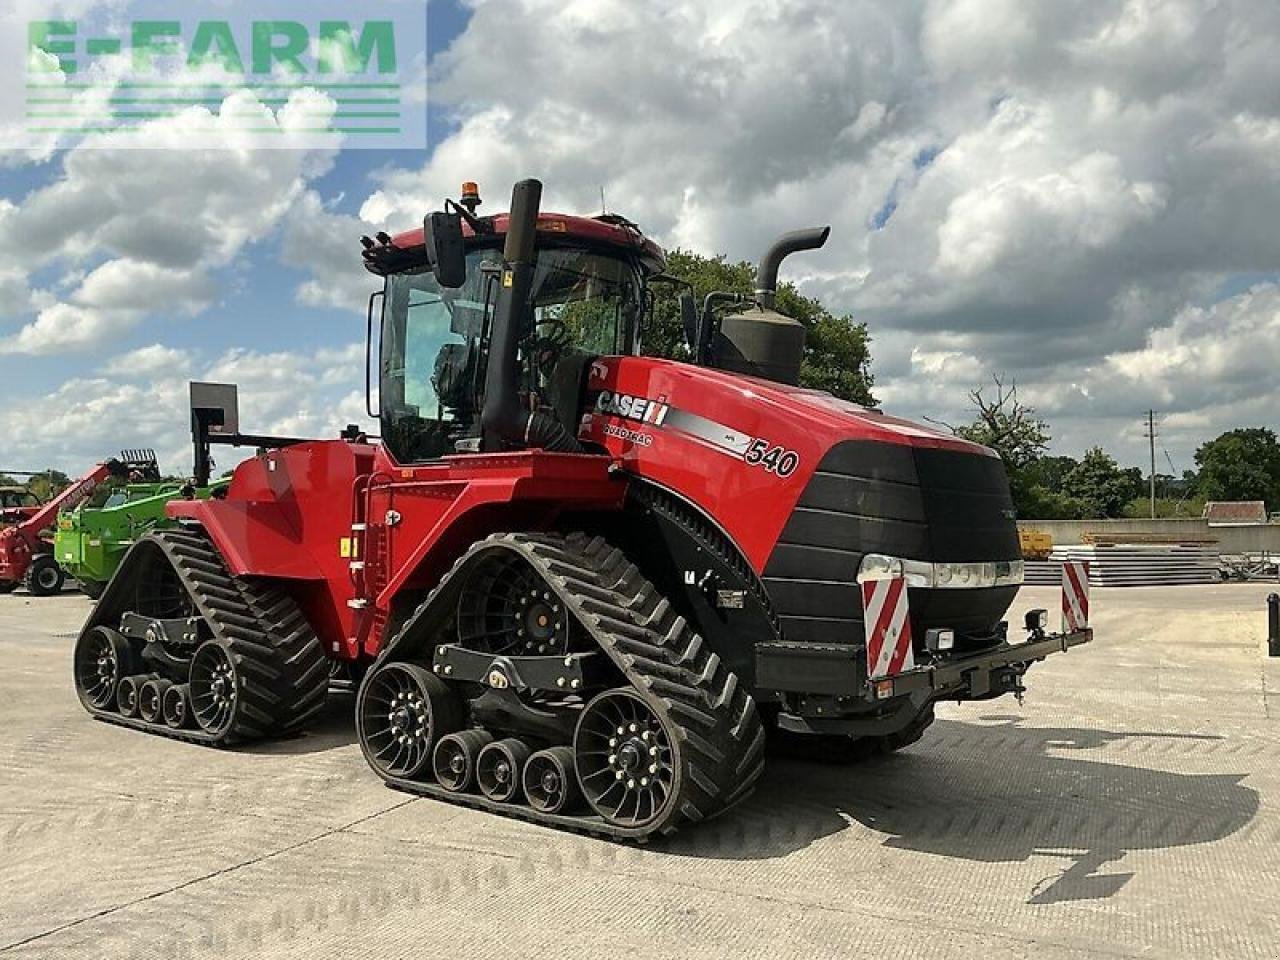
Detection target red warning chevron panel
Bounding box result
[861,576,915,679]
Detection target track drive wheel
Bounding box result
[357,662,463,778]
[26,555,65,596]
[73,626,138,710]
[574,688,677,829]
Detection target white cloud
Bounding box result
[0,342,374,476]
[100,344,193,378]
[0,89,339,355]
[315,0,1280,468]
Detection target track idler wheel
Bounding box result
[162,683,192,729]
[138,678,173,724]
[116,674,156,719]
[522,746,579,814]
[357,662,463,778]
[189,639,242,737]
[73,626,137,711]
[574,688,677,829]
[476,738,531,803]
[432,729,494,793]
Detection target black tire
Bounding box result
[138,678,173,724]
[162,683,192,729]
[433,729,494,792]
[73,626,139,711]
[476,738,532,803]
[26,555,65,596]
[117,674,154,718]
[523,746,580,814]
[357,662,464,778]
[78,579,106,600]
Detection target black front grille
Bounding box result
[762,439,1019,648]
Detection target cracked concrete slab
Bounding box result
[2,585,1278,959]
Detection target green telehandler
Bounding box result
[55,478,229,598]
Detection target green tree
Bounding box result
[945,377,1053,516]
[1021,454,1079,492]
[1062,448,1137,518]
[1193,428,1280,508]
[647,250,875,405]
[27,469,71,501]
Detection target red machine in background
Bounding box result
[0,486,42,527]
[0,453,158,596]
[75,180,1091,839]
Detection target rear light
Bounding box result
[873,679,895,700]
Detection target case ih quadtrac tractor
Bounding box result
[74,180,1091,838]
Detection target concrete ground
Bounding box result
[2,584,1279,959]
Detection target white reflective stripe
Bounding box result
[875,591,910,677]
[1062,562,1088,631]
[862,578,892,643]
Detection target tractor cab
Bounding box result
[363,187,664,464]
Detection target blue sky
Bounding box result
[0,1,471,423]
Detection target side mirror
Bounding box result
[679,293,698,352]
[424,211,466,288]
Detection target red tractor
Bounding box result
[1,453,158,595]
[74,180,1091,838]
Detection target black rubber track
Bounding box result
[74,528,329,746]
[365,531,766,841]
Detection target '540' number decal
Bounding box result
[744,439,800,477]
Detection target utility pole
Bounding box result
[1143,410,1157,519]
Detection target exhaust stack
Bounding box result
[711,225,830,386]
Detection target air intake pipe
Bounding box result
[480,179,583,453]
[710,225,830,385]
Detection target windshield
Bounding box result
[380,246,641,463]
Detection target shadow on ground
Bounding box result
[238,694,359,756]
[661,716,1257,904]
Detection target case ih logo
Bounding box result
[594,391,670,426]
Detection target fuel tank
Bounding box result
[577,356,1021,650]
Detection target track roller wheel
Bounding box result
[476,738,531,803]
[27,555,65,597]
[162,683,192,729]
[117,674,155,719]
[357,662,463,778]
[522,746,579,814]
[73,626,137,711]
[432,729,494,792]
[138,678,173,724]
[575,688,677,829]
[189,640,241,737]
